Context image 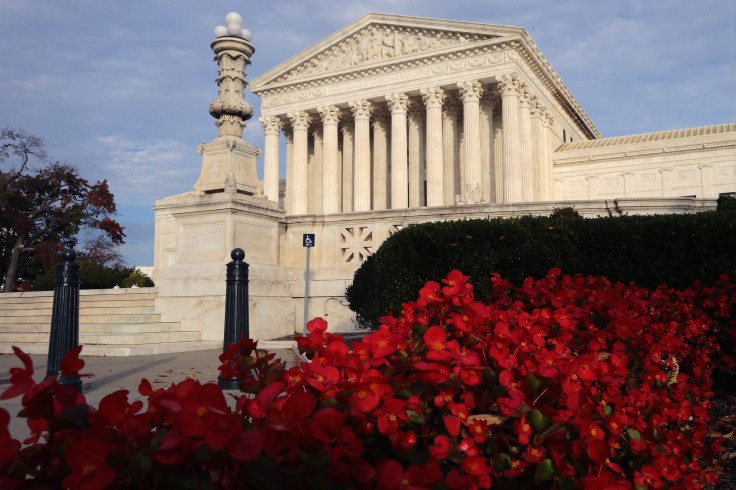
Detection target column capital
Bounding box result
[318,105,341,125]
[386,92,410,114]
[350,99,373,119]
[497,73,521,96]
[288,111,311,130]
[543,110,554,127]
[458,79,482,102]
[530,100,546,118]
[421,86,445,108]
[259,115,283,135]
[519,88,535,107]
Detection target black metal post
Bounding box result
[45,249,82,392]
[218,248,249,390]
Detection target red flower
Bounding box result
[305,363,340,392]
[377,458,410,489]
[350,384,381,414]
[430,435,450,460]
[377,397,408,436]
[423,326,453,361]
[417,281,440,307]
[206,413,243,451]
[1,347,35,400]
[365,328,397,359]
[634,464,663,488]
[62,437,115,490]
[227,429,264,462]
[461,455,491,476]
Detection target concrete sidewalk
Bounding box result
[0,342,302,442]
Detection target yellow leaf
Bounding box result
[468,414,506,425]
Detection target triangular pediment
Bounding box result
[250,13,525,90]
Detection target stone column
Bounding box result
[350,100,372,211]
[459,80,483,203]
[421,87,445,207]
[493,108,504,202]
[442,98,459,205]
[372,110,390,210]
[284,127,293,212]
[498,74,522,203]
[319,105,341,214]
[288,111,311,215]
[519,89,534,202]
[309,125,323,214]
[387,92,409,209]
[480,92,494,203]
[341,121,354,212]
[259,115,282,203]
[541,111,554,200]
[407,102,425,207]
[530,101,543,201]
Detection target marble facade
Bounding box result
[152,13,735,339]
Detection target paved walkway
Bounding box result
[0,342,301,442]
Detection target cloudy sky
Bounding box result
[1,1,734,266]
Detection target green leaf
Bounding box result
[491,452,512,470]
[626,428,641,441]
[534,459,555,481]
[526,372,543,392]
[407,410,425,425]
[604,404,612,416]
[529,409,551,432]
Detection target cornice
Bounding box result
[558,123,736,151]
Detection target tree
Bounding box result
[1,128,125,292]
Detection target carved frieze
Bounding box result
[275,24,496,83]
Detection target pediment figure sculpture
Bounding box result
[253,13,525,88]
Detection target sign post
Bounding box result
[302,234,315,335]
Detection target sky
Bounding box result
[1,0,734,267]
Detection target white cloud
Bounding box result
[97,135,198,205]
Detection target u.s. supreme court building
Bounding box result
[151,13,736,341]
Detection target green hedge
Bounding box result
[346,207,736,329]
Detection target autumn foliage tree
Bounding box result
[0,128,125,292]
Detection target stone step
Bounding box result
[0,302,53,310]
[81,331,202,345]
[0,340,223,357]
[0,305,156,316]
[79,306,157,316]
[0,313,163,325]
[0,322,183,334]
[0,330,201,346]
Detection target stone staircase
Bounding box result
[0,288,221,356]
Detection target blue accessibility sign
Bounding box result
[303,233,315,247]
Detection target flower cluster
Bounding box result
[1,269,734,488]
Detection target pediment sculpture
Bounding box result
[274,23,499,83]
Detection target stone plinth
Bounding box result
[153,191,293,341]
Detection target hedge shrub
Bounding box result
[346,209,736,329]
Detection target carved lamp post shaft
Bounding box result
[209,37,254,138]
[194,12,261,196]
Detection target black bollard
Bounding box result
[46,249,82,392]
[218,248,249,390]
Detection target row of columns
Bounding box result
[260,73,555,215]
